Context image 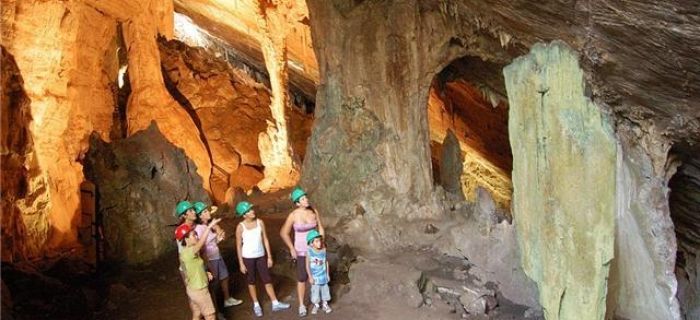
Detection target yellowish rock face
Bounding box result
[427,81,512,210]
[505,41,616,320]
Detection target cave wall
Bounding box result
[1,0,231,261]
[302,0,511,229]
[1,0,118,258]
[1,47,35,262]
[606,122,680,320]
[303,1,697,318]
[669,155,700,319]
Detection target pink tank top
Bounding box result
[293,221,317,257]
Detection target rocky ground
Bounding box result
[2,190,540,320]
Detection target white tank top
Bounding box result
[240,220,265,259]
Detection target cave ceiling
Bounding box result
[174,0,319,99]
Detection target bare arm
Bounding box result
[235,224,244,265]
[280,212,296,258]
[326,259,330,282]
[212,224,225,242]
[313,208,325,237]
[192,219,220,253]
[260,220,273,267]
[306,251,313,285]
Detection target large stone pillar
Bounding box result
[254,3,301,191]
[302,1,439,220]
[123,4,212,191]
[504,41,616,320]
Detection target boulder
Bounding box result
[83,123,209,264]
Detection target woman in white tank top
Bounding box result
[234,201,290,316]
[240,219,265,258]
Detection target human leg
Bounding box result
[296,256,308,316]
[321,284,332,313]
[187,287,216,320]
[310,284,321,314]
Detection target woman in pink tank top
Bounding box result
[280,187,325,317]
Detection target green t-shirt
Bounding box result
[180,246,208,290]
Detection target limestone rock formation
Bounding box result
[606,123,681,320]
[439,130,464,197]
[158,38,313,200]
[428,64,513,210]
[1,47,36,262]
[505,42,616,320]
[83,123,209,264]
[122,6,213,193]
[2,0,119,257]
[670,156,700,319]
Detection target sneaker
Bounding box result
[322,302,332,314]
[272,301,290,312]
[311,304,320,315]
[216,312,227,320]
[298,305,307,317]
[253,305,263,318]
[223,297,243,307]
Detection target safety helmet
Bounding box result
[290,187,307,203]
[176,201,194,217]
[236,201,254,217]
[193,202,207,215]
[306,229,322,245]
[174,224,193,241]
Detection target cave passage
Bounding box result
[427,56,513,212]
[2,1,699,320]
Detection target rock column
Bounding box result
[505,41,616,320]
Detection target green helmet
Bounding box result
[176,201,194,217]
[306,229,321,244]
[290,187,306,203]
[235,201,254,216]
[193,202,207,215]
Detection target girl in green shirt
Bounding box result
[176,218,222,320]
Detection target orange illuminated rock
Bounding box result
[2,0,118,256]
[428,81,512,209]
[158,38,312,200]
[123,13,212,192]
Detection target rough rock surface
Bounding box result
[505,42,616,320]
[439,130,464,197]
[2,0,119,256]
[83,123,209,264]
[428,65,513,209]
[606,122,680,320]
[173,0,319,98]
[122,5,213,193]
[1,47,36,262]
[670,156,700,319]
[159,39,312,198]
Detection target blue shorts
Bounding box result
[207,258,229,280]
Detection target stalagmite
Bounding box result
[505,41,616,320]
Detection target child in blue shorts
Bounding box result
[305,230,332,314]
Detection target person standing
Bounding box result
[305,230,332,314]
[176,218,222,320]
[193,202,243,310]
[280,187,325,317]
[235,201,291,317]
